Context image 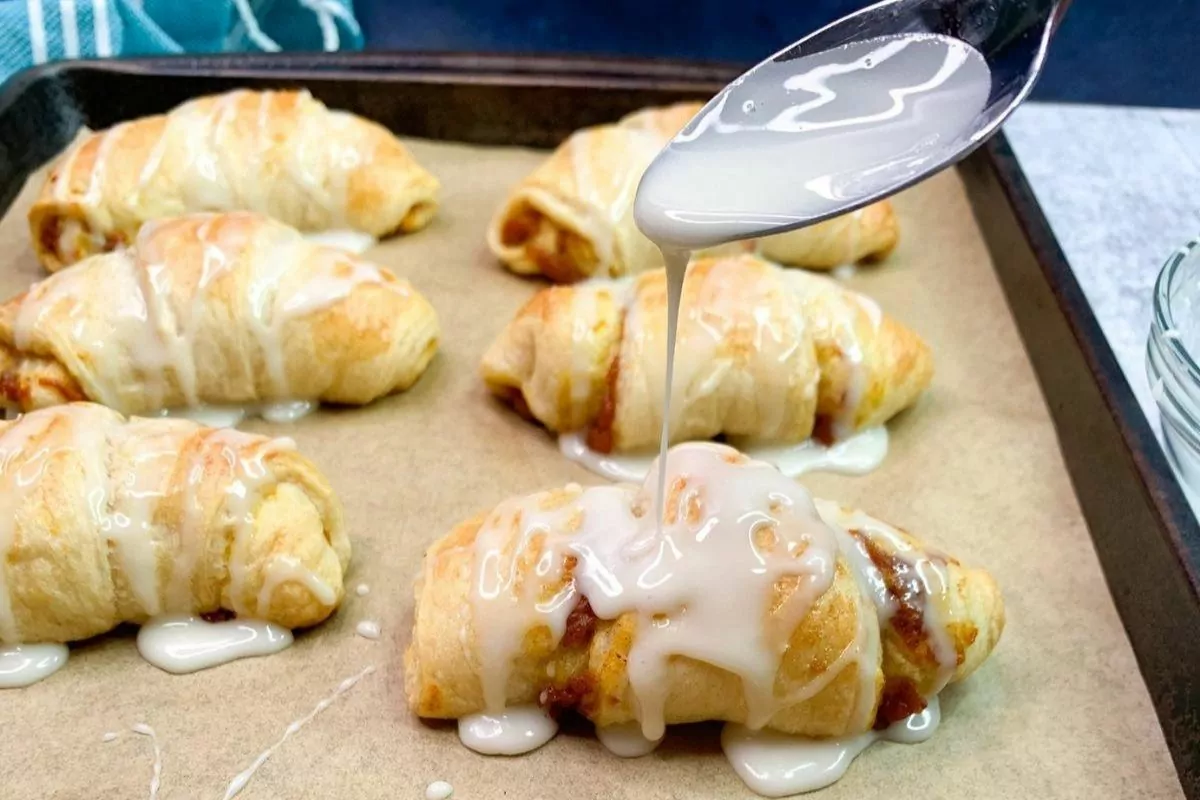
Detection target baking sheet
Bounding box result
[0,137,1184,799]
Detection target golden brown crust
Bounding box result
[29,90,440,271]
[0,344,86,408]
[487,103,703,281]
[496,201,599,283]
[482,255,933,450]
[823,505,1005,699]
[854,529,945,671]
[480,281,623,433]
[1,212,440,414]
[758,201,900,270]
[0,403,349,644]
[585,329,623,454]
[489,102,901,282]
[405,496,1002,737]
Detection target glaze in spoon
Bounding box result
[634,0,1069,248]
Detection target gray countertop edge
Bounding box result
[1003,102,1200,450]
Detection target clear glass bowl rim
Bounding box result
[1152,236,1200,384]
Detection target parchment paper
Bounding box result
[0,138,1184,799]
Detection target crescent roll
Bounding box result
[0,212,439,416]
[0,403,350,645]
[487,102,897,282]
[758,202,900,270]
[29,89,440,271]
[480,254,932,451]
[405,442,1003,738]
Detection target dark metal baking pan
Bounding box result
[0,52,1196,797]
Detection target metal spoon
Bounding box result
[633,0,1069,247]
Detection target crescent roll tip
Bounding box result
[480,282,622,433]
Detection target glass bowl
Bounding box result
[1147,236,1200,502]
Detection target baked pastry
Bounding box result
[0,403,349,645]
[487,103,699,283]
[480,254,931,451]
[29,89,440,271]
[405,441,1003,739]
[0,212,440,416]
[758,202,899,270]
[487,102,896,281]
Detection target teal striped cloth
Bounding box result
[0,0,363,84]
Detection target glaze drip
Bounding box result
[468,442,956,744]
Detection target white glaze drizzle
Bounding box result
[222,665,376,800]
[52,136,87,202]
[355,620,381,640]
[568,282,614,407]
[733,425,888,477]
[425,780,454,800]
[206,429,329,621]
[156,400,318,429]
[0,408,334,686]
[596,721,663,757]
[562,257,890,480]
[52,89,374,262]
[832,263,857,281]
[788,271,879,439]
[157,405,247,429]
[86,123,131,206]
[14,213,401,418]
[131,723,163,800]
[262,400,319,424]
[558,430,656,482]
[303,230,377,254]
[721,697,940,796]
[136,615,293,674]
[468,442,957,769]
[555,116,677,272]
[633,35,990,249]
[457,707,559,756]
[655,249,688,528]
[816,499,957,693]
[135,115,172,201]
[560,425,888,482]
[168,423,299,614]
[0,643,69,688]
[256,553,338,616]
[0,407,102,642]
[473,444,873,740]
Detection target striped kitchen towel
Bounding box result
[0,0,363,85]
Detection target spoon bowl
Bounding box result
[633,0,1067,248]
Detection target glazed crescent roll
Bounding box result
[487,102,897,282]
[481,254,932,452]
[0,212,439,416]
[405,442,1003,738]
[758,202,900,270]
[29,89,440,271]
[487,103,698,282]
[0,403,350,645]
